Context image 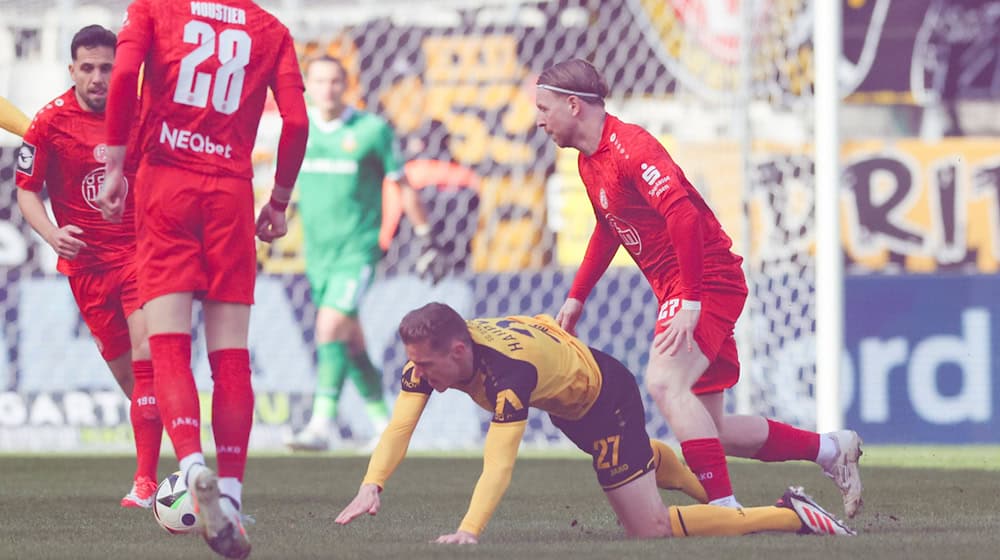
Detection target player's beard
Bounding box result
[84,94,107,112]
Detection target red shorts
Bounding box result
[67,263,140,361]
[135,162,256,305]
[654,287,747,395]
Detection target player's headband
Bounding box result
[537,84,603,100]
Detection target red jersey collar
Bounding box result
[588,113,619,157]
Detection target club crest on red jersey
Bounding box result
[599,188,609,209]
[81,167,128,211]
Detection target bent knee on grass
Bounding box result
[605,472,673,539]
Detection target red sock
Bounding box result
[149,334,202,460]
[751,419,821,462]
[680,438,734,502]
[209,349,254,482]
[130,360,163,481]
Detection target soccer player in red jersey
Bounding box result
[536,59,863,518]
[14,25,162,509]
[97,2,308,557]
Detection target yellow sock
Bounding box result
[668,504,803,537]
[650,439,708,503]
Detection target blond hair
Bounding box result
[398,303,472,352]
[537,59,608,105]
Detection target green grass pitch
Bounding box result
[2,446,998,559]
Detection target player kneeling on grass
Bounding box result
[335,303,855,542]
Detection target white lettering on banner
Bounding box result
[159,122,233,158]
[0,392,127,427]
[93,392,126,425]
[910,309,990,423]
[64,392,99,426]
[0,393,28,425]
[859,337,907,422]
[30,394,63,425]
[857,308,991,424]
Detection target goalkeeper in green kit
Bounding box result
[287,56,445,451]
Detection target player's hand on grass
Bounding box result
[555,298,584,335]
[334,483,381,525]
[46,224,87,260]
[255,202,288,242]
[433,530,478,544]
[654,308,700,356]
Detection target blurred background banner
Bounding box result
[1,0,998,451]
[845,274,997,444]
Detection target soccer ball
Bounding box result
[153,471,200,534]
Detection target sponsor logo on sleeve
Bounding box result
[641,162,671,197]
[16,142,36,175]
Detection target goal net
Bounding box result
[0,0,819,451]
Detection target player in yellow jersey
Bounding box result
[1,95,30,137]
[335,302,855,542]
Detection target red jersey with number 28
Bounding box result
[15,88,137,276]
[109,0,303,179]
[576,115,745,301]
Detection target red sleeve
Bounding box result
[14,114,48,192]
[106,0,152,145]
[629,129,688,216]
[271,35,308,189]
[568,219,619,302]
[629,128,704,301]
[665,198,704,301]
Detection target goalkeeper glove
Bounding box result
[413,224,448,284]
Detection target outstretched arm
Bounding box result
[335,390,429,525]
[435,420,527,544]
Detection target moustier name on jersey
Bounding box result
[190,2,247,25]
[160,122,233,159]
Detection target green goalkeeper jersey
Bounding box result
[298,107,403,272]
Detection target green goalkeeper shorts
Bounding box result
[307,259,376,316]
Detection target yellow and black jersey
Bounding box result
[364,315,610,538]
[400,314,603,422]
